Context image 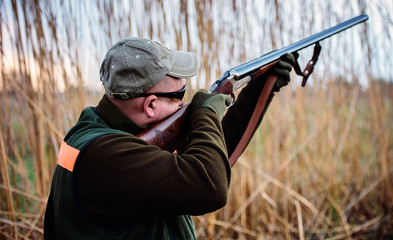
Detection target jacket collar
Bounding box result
[96,95,147,135]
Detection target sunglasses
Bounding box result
[136,85,186,102]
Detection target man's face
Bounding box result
[146,75,186,123]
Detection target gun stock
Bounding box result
[137,15,368,157]
[137,103,190,153]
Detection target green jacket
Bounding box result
[44,70,274,239]
[44,96,231,239]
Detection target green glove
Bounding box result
[272,53,297,92]
[190,89,232,120]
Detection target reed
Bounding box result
[194,79,393,239]
[1,0,392,239]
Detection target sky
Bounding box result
[0,0,392,92]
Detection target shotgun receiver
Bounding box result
[137,15,369,162]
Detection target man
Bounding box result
[44,37,295,239]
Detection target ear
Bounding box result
[143,95,157,118]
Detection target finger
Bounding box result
[223,94,232,106]
[280,53,296,66]
[274,64,291,83]
[274,70,290,81]
[276,77,289,87]
[292,52,299,59]
[276,61,293,72]
[273,61,292,79]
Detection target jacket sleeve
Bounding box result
[75,108,231,223]
[222,73,275,157]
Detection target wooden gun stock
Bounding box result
[137,103,190,153]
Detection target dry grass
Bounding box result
[194,80,393,239]
[1,0,392,239]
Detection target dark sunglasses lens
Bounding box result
[174,88,185,100]
[137,85,186,100]
[164,86,186,100]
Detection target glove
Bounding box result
[271,53,297,92]
[190,89,232,120]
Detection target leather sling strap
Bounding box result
[229,62,278,167]
[228,43,321,167]
[295,43,322,87]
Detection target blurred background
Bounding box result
[1,0,392,239]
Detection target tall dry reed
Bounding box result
[193,79,393,239]
[1,0,392,239]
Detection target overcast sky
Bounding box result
[1,0,392,92]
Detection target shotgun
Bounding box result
[137,15,369,164]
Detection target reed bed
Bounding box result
[194,80,393,239]
[1,0,392,239]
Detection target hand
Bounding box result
[190,89,232,120]
[272,53,297,92]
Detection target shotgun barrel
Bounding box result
[211,14,369,92]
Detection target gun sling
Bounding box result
[229,44,321,166]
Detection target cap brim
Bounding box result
[168,50,199,78]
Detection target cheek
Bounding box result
[156,101,179,121]
[165,102,181,116]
